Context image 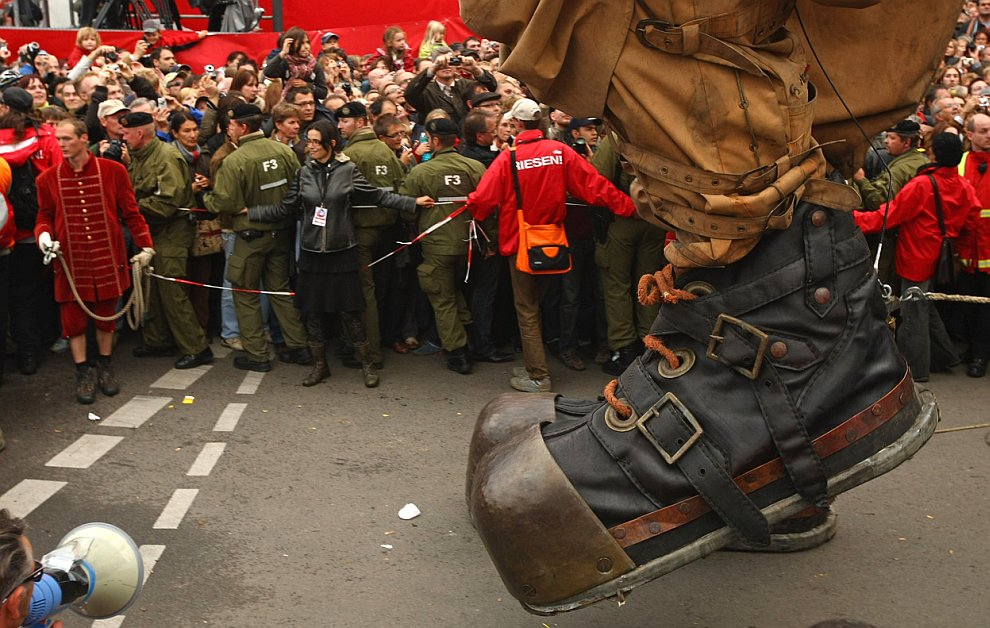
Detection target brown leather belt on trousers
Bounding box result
[607,370,915,548]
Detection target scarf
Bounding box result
[281,53,318,99]
[175,141,200,165]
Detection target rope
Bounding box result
[53,250,149,331]
[934,422,990,434]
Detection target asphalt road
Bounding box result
[1,333,987,628]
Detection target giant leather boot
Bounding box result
[467,201,938,614]
[302,342,330,387]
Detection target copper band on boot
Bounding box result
[607,371,916,549]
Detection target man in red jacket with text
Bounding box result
[956,113,990,377]
[463,99,637,392]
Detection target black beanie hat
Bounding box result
[932,132,963,168]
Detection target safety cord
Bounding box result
[54,251,149,331]
[603,265,697,417]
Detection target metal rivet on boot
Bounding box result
[648,521,661,534]
[678,502,692,515]
[871,404,883,416]
[814,287,831,304]
[596,557,614,574]
[770,342,788,359]
[811,210,827,227]
[845,430,858,443]
[612,528,626,540]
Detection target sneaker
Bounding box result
[220,336,244,351]
[509,375,552,393]
[412,340,442,356]
[96,361,119,396]
[50,338,69,354]
[559,349,586,371]
[512,366,529,378]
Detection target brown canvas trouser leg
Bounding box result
[508,256,551,381]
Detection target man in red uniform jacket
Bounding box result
[855,133,980,381]
[463,98,637,392]
[956,113,990,377]
[34,119,155,404]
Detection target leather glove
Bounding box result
[130,247,155,269]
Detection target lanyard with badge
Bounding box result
[312,165,332,228]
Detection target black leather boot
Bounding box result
[467,201,938,613]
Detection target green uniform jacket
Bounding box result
[127,137,195,249]
[342,127,404,228]
[399,146,486,257]
[853,148,928,211]
[204,132,300,231]
[590,134,633,193]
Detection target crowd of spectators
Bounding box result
[1,3,989,415]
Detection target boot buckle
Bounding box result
[707,314,769,380]
[605,392,704,465]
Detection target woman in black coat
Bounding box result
[248,120,433,387]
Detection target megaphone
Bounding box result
[24,522,143,627]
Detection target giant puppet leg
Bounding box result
[467,200,936,613]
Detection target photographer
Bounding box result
[0,509,64,628]
[403,46,497,125]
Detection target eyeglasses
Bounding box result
[384,130,407,138]
[0,560,44,603]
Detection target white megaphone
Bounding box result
[24,522,143,627]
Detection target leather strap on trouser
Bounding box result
[634,0,796,77]
[613,359,771,545]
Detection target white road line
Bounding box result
[236,371,265,394]
[153,488,199,529]
[187,443,226,476]
[101,395,172,429]
[91,545,166,628]
[150,365,213,390]
[213,403,247,432]
[212,345,232,359]
[0,480,67,518]
[46,434,124,469]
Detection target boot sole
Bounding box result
[521,386,938,615]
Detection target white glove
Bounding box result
[130,247,155,269]
[38,231,54,254]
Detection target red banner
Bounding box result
[0,0,474,70]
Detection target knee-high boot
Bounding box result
[302,342,330,386]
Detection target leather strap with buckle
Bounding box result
[707,314,770,379]
[607,371,915,549]
[600,360,771,545]
[635,0,795,53]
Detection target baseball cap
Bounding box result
[143,18,162,33]
[508,98,541,121]
[321,32,339,45]
[567,117,601,130]
[97,99,130,118]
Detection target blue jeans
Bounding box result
[221,231,276,341]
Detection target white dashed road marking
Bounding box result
[153,488,199,529]
[187,443,226,476]
[236,371,265,395]
[0,479,67,517]
[149,365,213,390]
[101,395,172,429]
[46,434,124,469]
[213,402,247,432]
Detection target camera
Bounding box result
[449,56,462,66]
[203,64,218,79]
[980,96,989,108]
[103,139,126,162]
[572,138,589,156]
[157,97,167,109]
[339,81,352,93]
[105,50,118,62]
[20,41,40,63]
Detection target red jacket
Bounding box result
[465,130,636,256]
[35,156,153,303]
[855,165,979,282]
[0,157,12,252]
[0,124,63,241]
[956,151,990,273]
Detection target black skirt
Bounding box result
[295,248,364,314]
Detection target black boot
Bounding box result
[601,342,639,376]
[467,201,938,613]
[96,357,119,396]
[75,363,96,404]
[446,346,472,375]
[355,341,379,387]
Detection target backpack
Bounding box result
[9,161,38,231]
